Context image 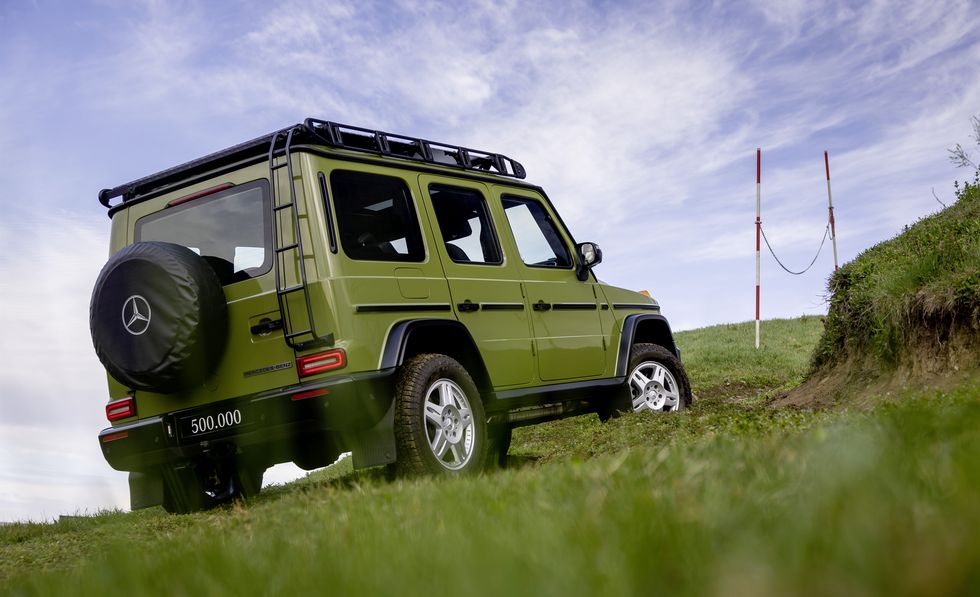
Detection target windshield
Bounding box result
[135,180,271,285]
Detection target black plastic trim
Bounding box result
[480,303,524,311]
[379,318,480,369]
[355,304,452,313]
[494,377,623,401]
[317,171,338,253]
[551,303,597,311]
[616,314,678,376]
[612,303,660,311]
[98,369,397,472]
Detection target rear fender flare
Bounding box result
[380,318,492,391]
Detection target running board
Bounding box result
[489,400,593,427]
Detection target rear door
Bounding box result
[128,175,300,415]
[418,175,533,388]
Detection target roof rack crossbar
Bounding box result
[302,118,525,180]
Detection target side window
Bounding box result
[330,170,425,262]
[428,184,502,265]
[501,195,572,268]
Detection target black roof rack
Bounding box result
[302,118,526,180]
[98,119,526,210]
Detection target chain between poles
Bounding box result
[760,222,830,276]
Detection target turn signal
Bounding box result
[297,349,347,377]
[106,397,136,421]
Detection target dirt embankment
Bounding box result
[774,331,980,409]
[774,184,980,409]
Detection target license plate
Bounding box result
[179,407,245,439]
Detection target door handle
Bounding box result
[533,301,552,312]
[457,300,480,313]
[250,318,284,335]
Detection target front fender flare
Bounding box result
[616,314,680,377]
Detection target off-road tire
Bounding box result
[393,354,487,477]
[611,343,692,416]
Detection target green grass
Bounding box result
[3,317,979,596]
[678,316,824,392]
[813,184,980,369]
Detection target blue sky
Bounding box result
[1,0,978,522]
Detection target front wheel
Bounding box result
[615,343,692,415]
[393,354,488,476]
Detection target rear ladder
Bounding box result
[267,127,332,351]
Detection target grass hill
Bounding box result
[3,313,979,596]
[781,183,980,408]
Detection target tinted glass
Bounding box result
[501,196,572,268]
[136,180,271,285]
[429,184,502,265]
[331,170,425,262]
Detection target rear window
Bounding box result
[135,180,271,285]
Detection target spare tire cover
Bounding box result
[90,241,228,394]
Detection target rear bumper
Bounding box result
[99,369,395,472]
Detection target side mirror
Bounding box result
[575,242,602,281]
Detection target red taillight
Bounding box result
[167,183,234,207]
[297,349,346,377]
[106,397,136,421]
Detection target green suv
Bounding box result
[90,119,691,513]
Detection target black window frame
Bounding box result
[134,178,273,286]
[428,183,504,266]
[329,169,427,263]
[318,171,339,254]
[500,194,574,270]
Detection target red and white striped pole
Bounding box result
[755,148,761,349]
[824,150,839,271]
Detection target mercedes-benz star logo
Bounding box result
[122,295,152,336]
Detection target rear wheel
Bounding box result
[393,354,488,476]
